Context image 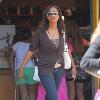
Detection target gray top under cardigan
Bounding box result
[80,36,100,69]
[29,27,64,75]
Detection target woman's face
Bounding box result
[47,7,59,23]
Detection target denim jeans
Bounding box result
[39,67,64,100]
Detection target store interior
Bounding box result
[0,0,99,100]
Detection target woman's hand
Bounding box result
[18,67,24,80]
[72,65,76,81]
[54,63,61,68]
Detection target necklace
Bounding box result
[47,31,57,45]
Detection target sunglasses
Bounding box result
[47,12,59,17]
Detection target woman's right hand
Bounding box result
[18,67,24,80]
[54,63,61,68]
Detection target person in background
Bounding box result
[18,5,76,100]
[90,20,100,44]
[64,8,89,100]
[9,29,38,100]
[80,20,100,69]
[80,20,100,68]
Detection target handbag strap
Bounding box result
[63,34,68,52]
[63,33,65,44]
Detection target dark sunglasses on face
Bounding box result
[47,13,59,17]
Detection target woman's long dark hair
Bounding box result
[66,19,85,58]
[40,5,66,35]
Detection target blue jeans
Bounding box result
[39,67,64,100]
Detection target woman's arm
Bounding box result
[80,36,100,69]
[68,49,76,81]
[65,34,76,80]
[18,50,33,79]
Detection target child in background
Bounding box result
[10,29,38,100]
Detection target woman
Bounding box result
[64,8,89,100]
[18,5,75,100]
